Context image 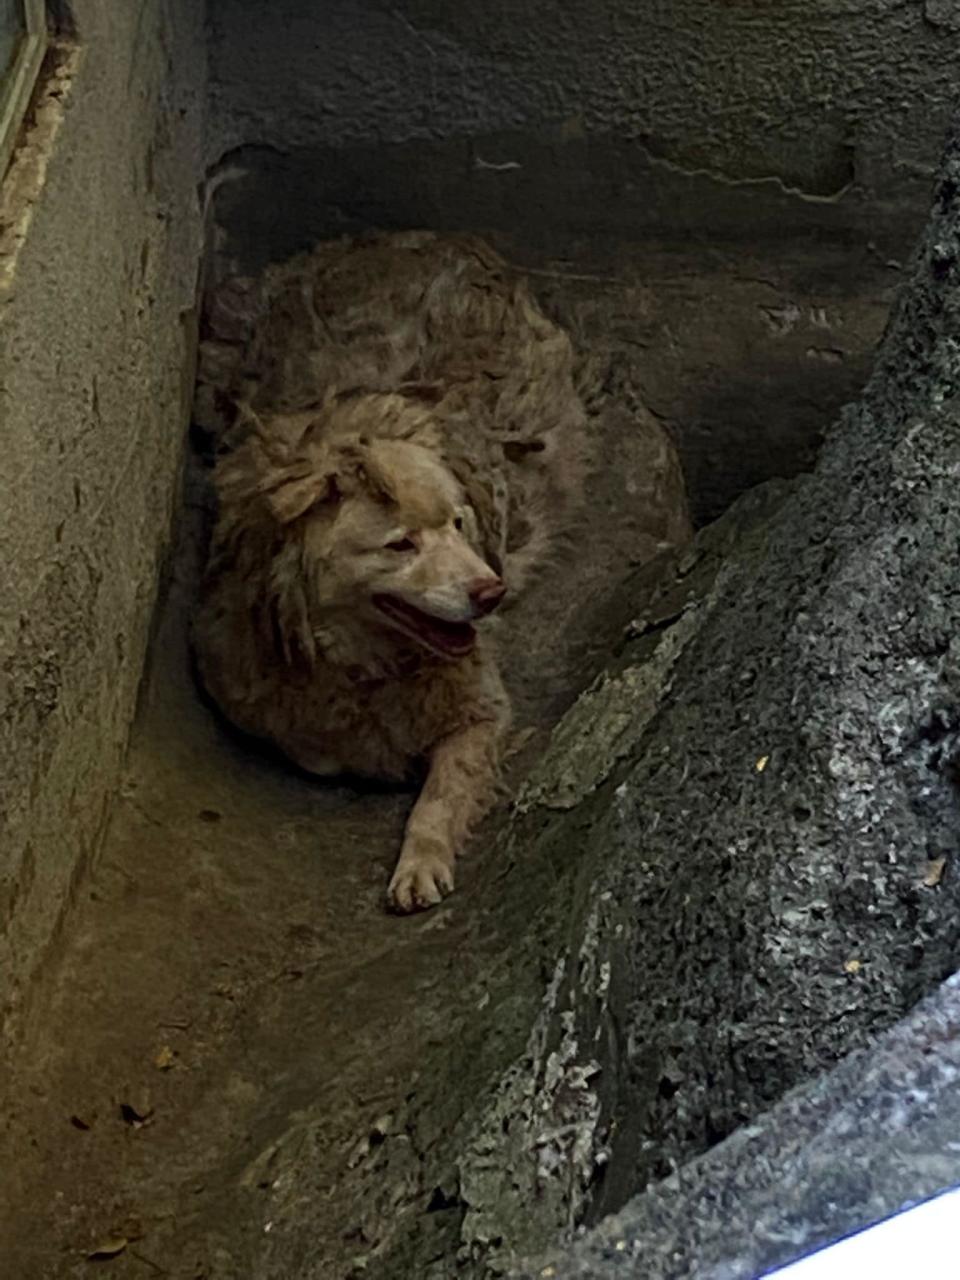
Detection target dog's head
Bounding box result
[222,396,506,661]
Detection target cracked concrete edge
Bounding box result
[515,970,960,1280]
[515,590,719,815]
[626,140,856,206]
[456,953,604,1272]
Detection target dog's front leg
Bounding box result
[388,719,501,913]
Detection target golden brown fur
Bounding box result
[194,232,587,911]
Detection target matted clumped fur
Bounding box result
[193,231,588,912]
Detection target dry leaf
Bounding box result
[843,958,862,975]
[154,1045,175,1071]
[87,1237,127,1261]
[924,857,946,888]
[755,756,769,773]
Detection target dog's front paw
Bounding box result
[387,844,455,914]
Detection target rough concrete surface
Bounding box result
[0,8,205,1025]
[517,971,960,1280]
[206,0,959,199]
[206,0,960,259]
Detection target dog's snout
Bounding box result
[469,577,506,616]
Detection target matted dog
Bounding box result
[193,233,589,911]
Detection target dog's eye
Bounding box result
[385,536,416,552]
[453,516,464,531]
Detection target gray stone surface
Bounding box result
[206,0,960,272]
[518,972,960,1279]
[206,0,958,199]
[0,7,205,1028]
[499,118,960,1275]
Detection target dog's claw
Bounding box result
[387,854,455,914]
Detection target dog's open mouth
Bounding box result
[373,594,476,658]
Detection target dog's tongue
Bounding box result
[374,595,476,657]
[416,614,476,656]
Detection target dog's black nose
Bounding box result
[469,578,506,616]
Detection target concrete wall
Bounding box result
[0,3,205,1025]
[207,0,960,272]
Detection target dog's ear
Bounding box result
[218,408,358,525]
[261,463,343,524]
[262,435,391,523]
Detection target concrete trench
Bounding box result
[3,4,960,1279]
